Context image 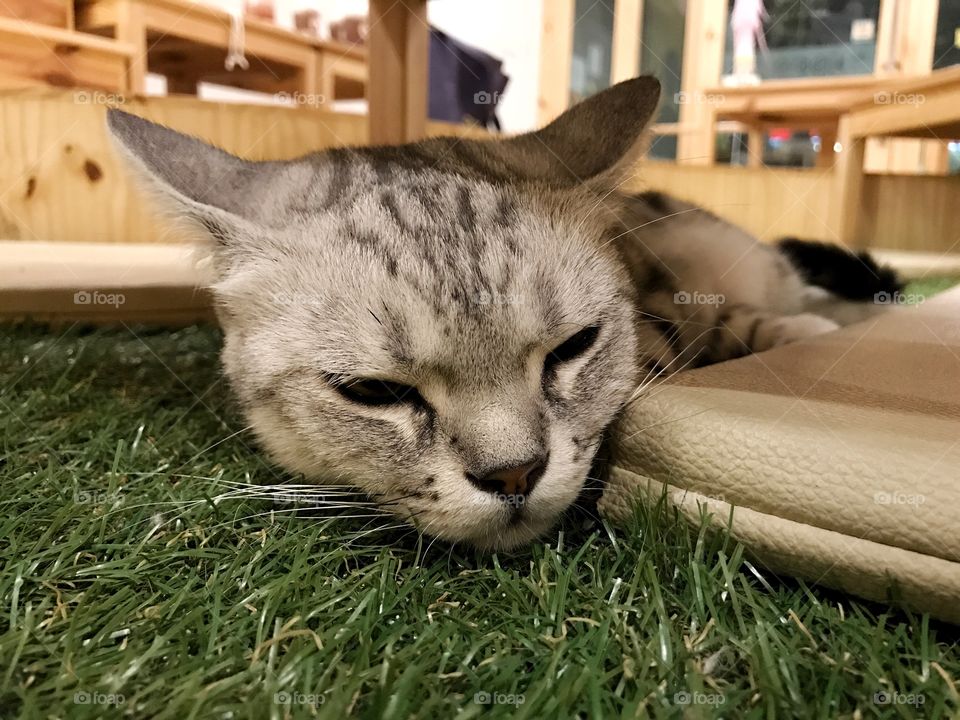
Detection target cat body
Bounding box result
[107,77,899,549]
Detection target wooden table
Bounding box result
[834,65,960,246]
[76,0,366,101]
[705,75,884,167]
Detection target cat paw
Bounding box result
[764,313,840,349]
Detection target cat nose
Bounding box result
[467,454,548,498]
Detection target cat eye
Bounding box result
[335,377,424,407]
[545,325,601,369]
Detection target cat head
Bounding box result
[107,77,661,549]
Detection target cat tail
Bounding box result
[776,237,903,301]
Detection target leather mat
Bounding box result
[601,286,960,622]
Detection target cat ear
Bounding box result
[503,75,660,187]
[106,110,289,257]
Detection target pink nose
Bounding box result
[467,456,547,497]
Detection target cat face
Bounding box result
[108,77,661,549]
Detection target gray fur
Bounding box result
[107,77,888,549]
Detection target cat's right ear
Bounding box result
[106,110,292,270]
[502,75,661,188]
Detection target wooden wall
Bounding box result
[861,174,960,253]
[634,161,960,253]
[633,162,838,242]
[1,89,956,253]
[0,89,488,245]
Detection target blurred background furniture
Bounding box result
[539,0,959,252]
[0,0,131,93]
[74,0,365,99]
[1,0,958,323]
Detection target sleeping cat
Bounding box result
[107,77,900,550]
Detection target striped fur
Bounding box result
[107,77,894,549]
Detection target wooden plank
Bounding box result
[847,66,960,139]
[632,158,959,254]
[537,0,574,125]
[0,0,72,28]
[610,0,642,84]
[869,0,945,174]
[832,116,867,246]
[114,0,146,94]
[0,90,369,246]
[367,0,428,144]
[0,19,131,92]
[632,162,837,242]
[676,0,725,164]
[0,90,485,247]
[861,175,960,255]
[0,240,212,325]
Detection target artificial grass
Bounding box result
[2,285,959,719]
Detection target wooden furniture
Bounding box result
[538,0,949,175]
[368,0,428,144]
[0,0,74,28]
[834,65,960,246]
[75,0,366,101]
[705,75,884,167]
[0,88,489,245]
[0,16,132,92]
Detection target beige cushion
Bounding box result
[601,286,960,622]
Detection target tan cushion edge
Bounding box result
[600,467,960,624]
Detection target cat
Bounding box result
[107,76,900,550]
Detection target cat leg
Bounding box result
[710,304,840,361]
[800,285,891,326]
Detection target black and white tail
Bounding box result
[777,237,902,301]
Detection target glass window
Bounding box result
[723,0,881,80]
[715,132,749,165]
[648,134,679,161]
[764,129,819,167]
[570,0,616,105]
[639,0,687,125]
[934,1,960,69]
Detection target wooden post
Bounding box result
[115,0,147,94]
[746,126,764,167]
[367,0,428,145]
[537,0,574,125]
[816,126,837,168]
[610,0,642,84]
[832,117,867,247]
[676,0,726,164]
[870,0,944,174]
